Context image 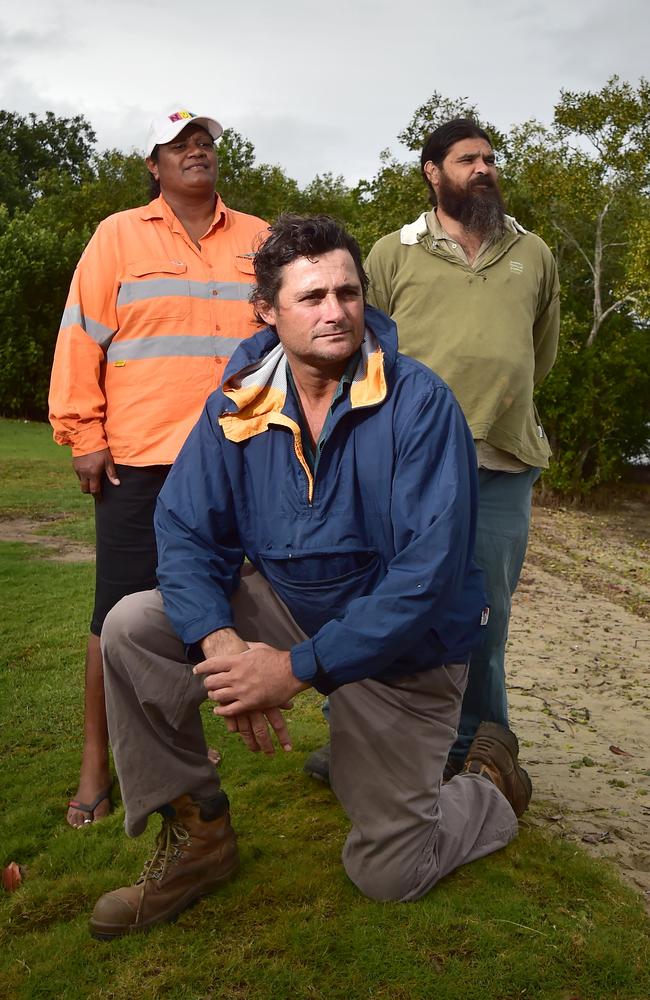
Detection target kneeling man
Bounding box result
[92,214,531,939]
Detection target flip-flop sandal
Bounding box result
[68,784,113,825]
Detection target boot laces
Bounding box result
[136,819,191,886]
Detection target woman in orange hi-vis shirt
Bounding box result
[49,107,267,828]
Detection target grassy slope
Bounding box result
[0,419,648,1000]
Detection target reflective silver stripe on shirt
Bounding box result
[106,335,243,362]
[59,305,116,348]
[117,279,253,307]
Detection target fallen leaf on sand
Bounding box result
[581,831,613,844]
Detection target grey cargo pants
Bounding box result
[101,573,518,902]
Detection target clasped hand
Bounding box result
[193,642,309,756]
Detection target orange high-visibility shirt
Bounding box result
[49,195,267,464]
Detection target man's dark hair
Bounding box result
[421,118,493,206]
[251,214,368,324]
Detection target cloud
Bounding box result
[232,107,405,186]
[508,0,648,84]
[0,74,70,119]
[0,0,645,187]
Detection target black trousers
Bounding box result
[90,464,170,635]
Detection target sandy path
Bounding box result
[510,505,649,904]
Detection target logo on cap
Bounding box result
[168,110,195,123]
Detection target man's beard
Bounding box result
[437,171,507,240]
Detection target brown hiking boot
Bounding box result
[462,722,532,817]
[89,793,239,939]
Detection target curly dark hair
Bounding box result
[250,214,368,324]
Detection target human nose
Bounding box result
[187,139,207,157]
[321,294,346,323]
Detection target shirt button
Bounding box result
[451,243,457,248]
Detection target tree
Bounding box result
[396,91,507,154]
[298,172,359,228]
[552,76,649,347]
[501,77,650,491]
[216,128,301,222]
[0,110,96,215]
[0,206,83,416]
[0,149,149,417]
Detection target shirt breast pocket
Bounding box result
[234,254,256,279]
[231,254,257,302]
[119,259,191,324]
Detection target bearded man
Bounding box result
[302,120,560,784]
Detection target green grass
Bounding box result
[1,418,649,1000]
[0,418,95,545]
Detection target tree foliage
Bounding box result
[396,91,508,155]
[0,83,648,494]
[0,110,96,216]
[499,77,650,491]
[0,124,148,418]
[217,128,301,222]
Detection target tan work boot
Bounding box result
[89,793,239,939]
[462,722,532,817]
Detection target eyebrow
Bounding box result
[297,282,362,299]
[455,151,495,162]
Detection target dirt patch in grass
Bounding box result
[0,515,94,562]
[511,500,649,906]
[1,502,648,907]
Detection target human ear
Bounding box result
[256,301,277,326]
[145,157,159,180]
[423,160,439,187]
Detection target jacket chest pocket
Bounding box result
[118,259,191,324]
[258,547,381,636]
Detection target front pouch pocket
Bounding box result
[258,547,382,637]
[118,259,191,323]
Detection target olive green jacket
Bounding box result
[365,213,560,467]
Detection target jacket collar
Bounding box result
[399,210,526,246]
[217,305,396,433]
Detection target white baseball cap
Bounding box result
[145,108,223,157]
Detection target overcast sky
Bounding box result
[1,0,647,185]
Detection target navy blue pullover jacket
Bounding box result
[155,306,487,693]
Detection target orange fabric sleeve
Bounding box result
[48,221,120,456]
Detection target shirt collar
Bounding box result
[399,209,525,246]
[139,193,228,233]
[428,208,525,239]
